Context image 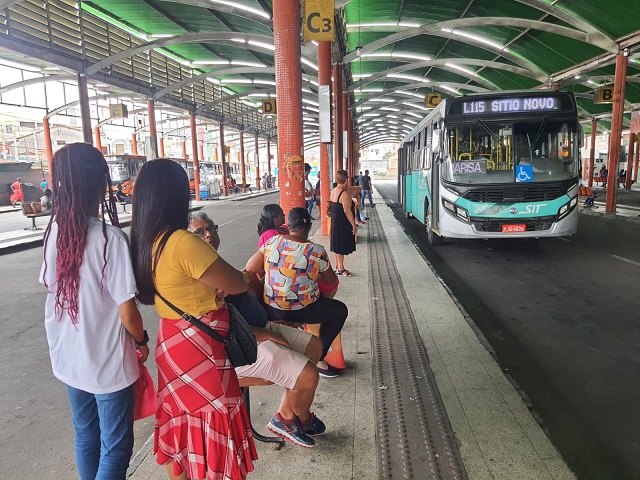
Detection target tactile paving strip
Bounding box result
[367,211,468,480]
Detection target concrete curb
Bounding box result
[578,207,640,224]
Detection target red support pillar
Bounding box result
[94,127,102,152]
[220,123,228,196]
[588,118,596,188]
[625,133,635,190]
[239,130,247,192]
[77,72,92,145]
[255,133,261,190]
[318,41,332,235]
[182,141,187,159]
[42,117,53,185]
[190,113,201,201]
[333,63,343,178]
[159,137,165,157]
[342,91,349,176]
[148,99,158,157]
[605,50,628,213]
[634,138,640,184]
[132,134,138,155]
[199,141,205,163]
[274,0,304,214]
[266,138,272,179]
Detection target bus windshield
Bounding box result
[108,162,129,182]
[443,120,579,184]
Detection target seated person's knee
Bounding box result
[305,335,322,364]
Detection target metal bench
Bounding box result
[21,203,50,230]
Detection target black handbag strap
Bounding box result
[156,292,227,345]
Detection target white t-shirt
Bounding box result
[305,179,313,199]
[39,217,139,394]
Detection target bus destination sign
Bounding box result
[462,97,560,115]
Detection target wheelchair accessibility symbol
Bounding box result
[516,165,533,183]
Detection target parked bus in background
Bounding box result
[104,154,146,194]
[399,90,581,245]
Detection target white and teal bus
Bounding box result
[399,90,581,244]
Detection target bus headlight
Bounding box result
[442,198,470,223]
[558,196,577,219]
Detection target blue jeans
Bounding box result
[66,384,135,480]
[306,198,315,216]
[361,189,374,207]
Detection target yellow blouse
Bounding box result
[152,230,221,318]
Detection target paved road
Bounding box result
[375,179,640,480]
[0,192,282,479]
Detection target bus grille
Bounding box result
[471,216,556,232]
[463,185,565,203]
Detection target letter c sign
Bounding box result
[303,0,335,42]
[425,94,442,109]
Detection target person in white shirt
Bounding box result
[40,143,148,480]
[304,163,315,219]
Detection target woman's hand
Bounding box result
[137,345,150,363]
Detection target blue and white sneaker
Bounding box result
[297,412,326,436]
[267,413,315,448]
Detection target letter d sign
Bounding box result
[262,100,277,115]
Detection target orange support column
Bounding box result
[605,50,628,213]
[273,0,304,215]
[190,113,201,201]
[220,123,229,196]
[342,91,349,175]
[182,141,187,159]
[148,99,158,157]
[588,118,596,188]
[239,131,247,192]
[199,141,205,163]
[159,137,165,157]
[94,127,102,152]
[266,138,272,180]
[42,117,53,185]
[213,144,218,163]
[333,63,343,178]
[634,138,640,183]
[255,133,261,190]
[625,133,635,190]
[318,41,332,235]
[131,133,138,155]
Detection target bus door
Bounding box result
[429,122,442,233]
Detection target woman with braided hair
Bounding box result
[40,143,149,480]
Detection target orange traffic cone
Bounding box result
[304,324,345,370]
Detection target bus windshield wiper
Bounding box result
[529,118,547,152]
[475,119,499,143]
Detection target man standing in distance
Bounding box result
[360,170,375,208]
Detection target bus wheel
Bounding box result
[425,205,442,245]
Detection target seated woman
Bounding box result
[258,204,289,247]
[40,188,52,214]
[246,207,347,378]
[130,159,257,480]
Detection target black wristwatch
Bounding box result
[135,330,149,347]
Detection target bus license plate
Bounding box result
[502,224,526,233]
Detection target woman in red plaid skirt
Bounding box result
[131,159,257,480]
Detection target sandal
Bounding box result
[336,269,353,277]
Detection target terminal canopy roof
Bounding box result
[0,0,638,148]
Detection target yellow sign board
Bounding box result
[261,99,277,115]
[354,142,360,151]
[109,104,128,118]
[425,94,442,109]
[225,145,231,155]
[303,0,335,42]
[594,87,614,104]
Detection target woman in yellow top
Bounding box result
[130,159,257,480]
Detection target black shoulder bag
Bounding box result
[157,293,258,367]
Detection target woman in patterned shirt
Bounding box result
[246,207,347,378]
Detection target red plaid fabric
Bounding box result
[154,304,258,480]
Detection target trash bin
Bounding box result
[209,180,221,198]
[199,182,209,199]
[22,183,40,201]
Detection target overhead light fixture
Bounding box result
[387,73,429,83]
[362,52,431,62]
[439,85,459,94]
[248,40,275,51]
[149,34,175,38]
[192,60,230,65]
[346,22,420,29]
[445,63,478,77]
[301,58,319,71]
[208,0,271,20]
[441,28,508,52]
